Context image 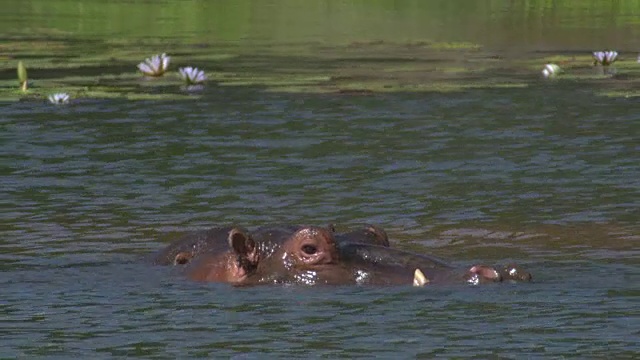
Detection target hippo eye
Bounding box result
[301,244,317,255]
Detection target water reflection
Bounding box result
[3,0,640,50]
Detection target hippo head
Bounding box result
[185,228,260,284]
[278,227,338,268]
[152,226,250,266]
[245,226,344,285]
[182,225,344,285]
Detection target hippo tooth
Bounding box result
[413,268,429,287]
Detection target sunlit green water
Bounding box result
[1,1,639,358]
[4,0,640,48]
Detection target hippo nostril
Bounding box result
[302,244,317,255]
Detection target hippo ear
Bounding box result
[228,228,256,258]
[174,252,193,265]
[364,224,390,247]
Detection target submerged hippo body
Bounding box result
[335,243,533,286]
[238,224,392,285]
[333,224,390,247]
[155,223,532,287]
[152,226,251,266]
[335,243,459,285]
[232,227,513,287]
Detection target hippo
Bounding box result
[178,224,391,285]
[186,225,526,287]
[333,224,390,247]
[243,223,389,249]
[186,224,325,283]
[151,226,251,266]
[154,224,532,287]
[187,225,342,285]
[230,234,533,287]
[183,227,261,284]
[335,243,532,286]
[152,223,388,267]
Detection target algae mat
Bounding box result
[3,35,640,103]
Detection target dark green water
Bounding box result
[2,1,639,358]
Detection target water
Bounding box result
[2,1,640,358]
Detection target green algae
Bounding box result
[427,41,482,50]
[2,33,640,102]
[599,89,640,98]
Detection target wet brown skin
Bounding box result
[185,227,260,283]
[238,227,527,287]
[153,223,386,268]
[151,226,251,266]
[499,264,533,282]
[157,224,532,287]
[333,224,390,247]
[326,243,533,286]
[186,252,249,283]
[184,224,382,285]
[234,226,345,286]
[184,225,341,285]
[324,243,462,286]
[462,264,533,285]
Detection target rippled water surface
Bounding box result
[2,1,640,358]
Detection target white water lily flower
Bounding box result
[179,66,207,85]
[541,63,561,78]
[137,53,171,76]
[48,93,70,105]
[592,51,618,66]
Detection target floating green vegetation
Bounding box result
[340,39,482,51]
[264,79,528,94]
[0,34,235,102]
[2,34,640,102]
[513,54,640,98]
[428,41,482,50]
[216,74,332,88]
[0,41,208,102]
[599,90,640,98]
[0,72,194,102]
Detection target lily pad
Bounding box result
[3,32,640,101]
